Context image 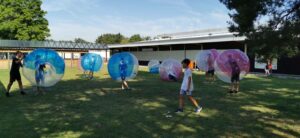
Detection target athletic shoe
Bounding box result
[6,92,10,97]
[174,108,183,113]
[20,91,26,95]
[195,107,202,113]
[228,90,234,94]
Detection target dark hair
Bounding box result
[182,58,190,65]
[16,50,21,54]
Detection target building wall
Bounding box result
[0,49,110,70]
[130,50,199,61]
[0,50,86,70]
[111,42,300,75]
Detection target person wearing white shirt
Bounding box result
[175,59,202,114]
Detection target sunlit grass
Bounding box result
[0,65,300,138]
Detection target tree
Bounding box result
[0,0,50,40]
[74,38,88,43]
[144,36,151,41]
[95,33,124,44]
[220,0,300,60]
[129,34,143,43]
[120,37,129,44]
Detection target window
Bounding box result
[0,52,8,59]
[73,53,81,59]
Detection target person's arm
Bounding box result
[187,70,192,91]
[187,76,191,91]
[14,57,23,63]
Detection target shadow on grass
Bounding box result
[0,70,299,137]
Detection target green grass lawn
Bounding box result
[0,65,300,138]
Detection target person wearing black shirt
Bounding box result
[6,51,26,97]
[227,55,241,94]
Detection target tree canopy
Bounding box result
[95,33,124,44]
[74,38,89,43]
[220,0,300,60]
[0,0,50,40]
[96,33,150,44]
[129,34,143,43]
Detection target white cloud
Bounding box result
[49,16,208,42]
[43,0,229,42]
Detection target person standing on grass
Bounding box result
[267,60,273,75]
[119,58,130,90]
[265,60,273,76]
[6,51,26,97]
[206,53,215,83]
[265,63,270,76]
[88,57,96,80]
[175,58,202,114]
[227,55,241,93]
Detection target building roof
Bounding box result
[157,28,230,39]
[0,40,108,51]
[108,28,246,48]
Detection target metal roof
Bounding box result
[157,28,230,39]
[0,40,108,51]
[108,32,246,48]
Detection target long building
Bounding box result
[0,40,109,69]
[108,28,300,75]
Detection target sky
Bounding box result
[42,0,231,42]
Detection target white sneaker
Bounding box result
[195,107,202,113]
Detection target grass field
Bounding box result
[0,65,300,138]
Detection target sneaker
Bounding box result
[228,90,234,94]
[175,108,183,113]
[20,91,26,95]
[195,107,202,113]
[6,92,10,97]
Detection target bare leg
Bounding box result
[205,73,209,82]
[179,95,184,109]
[123,81,129,89]
[121,81,124,89]
[121,80,127,89]
[17,80,24,92]
[6,82,13,93]
[188,96,200,108]
[236,82,240,92]
[230,82,235,91]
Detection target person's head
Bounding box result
[16,51,23,58]
[181,58,190,68]
[207,53,211,57]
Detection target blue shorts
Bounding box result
[120,71,126,80]
[180,89,192,96]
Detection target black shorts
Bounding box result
[231,73,240,83]
[10,72,21,83]
[207,70,215,75]
[168,74,177,82]
[121,75,126,81]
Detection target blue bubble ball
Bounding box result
[22,48,65,87]
[80,53,103,72]
[108,52,139,81]
[148,60,160,74]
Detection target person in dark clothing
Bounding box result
[6,51,26,97]
[228,55,241,93]
[35,60,46,94]
[119,58,130,90]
